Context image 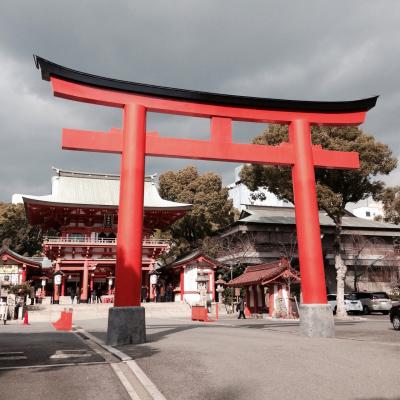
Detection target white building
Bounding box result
[346,198,384,221]
[227,166,291,211]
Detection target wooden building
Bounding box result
[16,168,191,302]
[220,205,400,294]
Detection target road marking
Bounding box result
[49,350,91,359]
[0,351,27,360]
[75,325,167,400]
[0,361,107,371]
[111,363,141,400]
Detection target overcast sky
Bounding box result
[0,1,399,202]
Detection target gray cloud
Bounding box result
[0,0,399,201]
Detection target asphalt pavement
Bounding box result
[1,313,399,400]
[80,314,400,400]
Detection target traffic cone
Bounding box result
[23,310,29,325]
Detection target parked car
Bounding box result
[327,294,363,314]
[350,292,392,315]
[390,304,400,330]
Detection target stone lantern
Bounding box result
[196,270,209,307]
[215,275,226,303]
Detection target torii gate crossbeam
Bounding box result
[34,56,377,343]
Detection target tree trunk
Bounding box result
[334,223,347,318]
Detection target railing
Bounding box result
[43,236,170,246]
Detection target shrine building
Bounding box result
[162,250,221,305]
[14,168,191,303]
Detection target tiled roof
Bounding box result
[168,250,222,269]
[15,168,192,211]
[228,259,300,287]
[0,246,42,268]
[235,207,400,232]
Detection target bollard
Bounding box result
[23,310,29,325]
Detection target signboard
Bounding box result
[150,274,158,285]
[234,288,241,297]
[0,265,18,274]
[103,214,114,228]
[54,275,62,285]
[41,279,46,286]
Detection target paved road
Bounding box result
[2,314,399,400]
[80,314,400,400]
[0,322,131,400]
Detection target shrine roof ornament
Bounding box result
[34,56,378,114]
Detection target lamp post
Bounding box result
[215,275,227,304]
[196,271,209,307]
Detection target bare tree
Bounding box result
[344,235,400,293]
[202,231,258,281]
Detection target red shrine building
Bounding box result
[0,246,42,286]
[14,168,191,303]
[228,259,301,318]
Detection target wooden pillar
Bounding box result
[180,268,185,302]
[268,285,274,317]
[246,287,251,313]
[253,285,258,313]
[81,260,89,303]
[261,286,266,311]
[21,266,27,283]
[212,270,216,302]
[61,276,65,296]
[53,260,61,304]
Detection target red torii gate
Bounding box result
[34,56,377,343]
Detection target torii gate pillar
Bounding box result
[34,56,378,343]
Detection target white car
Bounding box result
[327,294,363,314]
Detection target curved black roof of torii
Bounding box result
[34,56,378,114]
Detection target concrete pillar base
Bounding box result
[299,304,335,338]
[106,306,146,346]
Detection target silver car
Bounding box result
[327,294,363,314]
[351,292,392,315]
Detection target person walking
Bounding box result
[76,286,81,304]
[70,287,75,304]
[96,287,102,303]
[237,297,246,319]
[91,289,97,304]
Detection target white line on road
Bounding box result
[0,361,107,371]
[74,326,167,400]
[0,351,27,360]
[49,350,91,359]
[111,363,141,400]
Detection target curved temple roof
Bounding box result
[18,168,192,211]
[34,56,378,113]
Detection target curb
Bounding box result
[74,326,166,400]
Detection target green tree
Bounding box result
[240,124,397,317]
[159,166,236,257]
[375,186,400,224]
[0,203,44,256]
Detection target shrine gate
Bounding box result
[34,56,377,343]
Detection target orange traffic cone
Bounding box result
[23,310,29,325]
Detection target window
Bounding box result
[366,211,371,217]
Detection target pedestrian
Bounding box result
[237,297,246,319]
[70,287,75,304]
[92,289,97,304]
[160,285,165,302]
[141,285,148,303]
[96,287,102,303]
[166,284,173,302]
[76,286,81,304]
[29,285,35,305]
